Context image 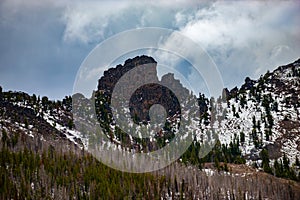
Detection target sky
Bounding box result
[0,0,299,100]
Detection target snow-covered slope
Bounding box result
[213,59,300,165]
[0,58,299,169]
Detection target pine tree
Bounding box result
[260,149,272,174]
[283,153,290,172]
[252,116,256,128]
[68,120,74,130]
[296,156,300,167]
[240,132,245,145]
[274,159,283,177]
[252,128,259,148]
[223,160,229,172]
[214,156,220,171]
[24,117,29,129]
[1,129,7,145]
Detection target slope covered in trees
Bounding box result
[1,127,300,199]
[1,57,300,198]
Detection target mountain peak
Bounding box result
[98,55,157,93]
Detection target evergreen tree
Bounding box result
[274,159,281,177]
[252,116,256,128]
[68,120,74,130]
[296,156,300,167]
[1,129,7,145]
[283,153,290,172]
[24,117,29,129]
[240,132,245,145]
[214,156,220,171]
[260,149,272,174]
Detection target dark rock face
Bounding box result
[129,83,180,123]
[98,55,157,94]
[95,55,188,150]
[96,55,184,124]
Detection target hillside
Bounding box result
[216,58,300,167]
[0,57,300,199]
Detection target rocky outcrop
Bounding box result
[96,55,186,124]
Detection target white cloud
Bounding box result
[62,1,131,44]
[60,1,211,44]
[168,1,300,88]
[1,0,299,99]
[64,0,299,92]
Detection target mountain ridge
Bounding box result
[0,56,300,198]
